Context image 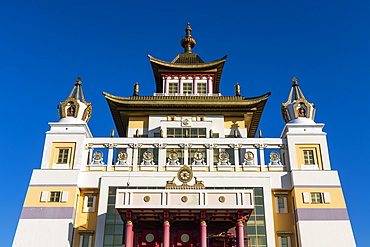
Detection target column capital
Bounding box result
[236,220,244,225]
[254,143,267,150]
[200,220,207,225]
[104,143,117,149]
[126,220,133,225]
[204,143,217,149]
[129,143,142,149]
[229,143,242,149]
[163,220,170,225]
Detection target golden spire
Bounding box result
[181,22,196,53]
[292,77,298,86]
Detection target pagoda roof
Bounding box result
[148,54,228,94]
[103,92,271,138]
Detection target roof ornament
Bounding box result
[235,83,241,96]
[281,77,316,124]
[133,82,139,96]
[58,77,92,123]
[181,22,196,53]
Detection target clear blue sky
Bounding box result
[2,0,369,246]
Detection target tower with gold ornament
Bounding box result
[13,24,355,247]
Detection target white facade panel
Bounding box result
[13,219,73,247]
[297,220,356,247]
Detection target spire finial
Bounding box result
[76,76,82,85]
[181,22,196,53]
[292,77,298,86]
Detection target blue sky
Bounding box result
[2,0,369,246]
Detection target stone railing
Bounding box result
[84,137,286,172]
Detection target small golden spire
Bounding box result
[292,77,298,86]
[181,22,196,53]
[235,83,241,96]
[133,82,139,96]
[76,76,82,85]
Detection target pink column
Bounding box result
[200,220,207,247]
[163,220,170,247]
[236,220,244,247]
[125,220,134,247]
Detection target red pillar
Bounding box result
[125,220,134,247]
[163,220,170,247]
[200,220,207,247]
[236,220,244,247]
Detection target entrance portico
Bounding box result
[115,188,254,247]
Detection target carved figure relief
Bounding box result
[243,151,255,165]
[91,151,104,165]
[218,151,231,165]
[116,151,128,166]
[192,151,205,165]
[167,151,180,165]
[269,151,282,166]
[67,102,76,117]
[141,151,155,165]
[298,103,306,117]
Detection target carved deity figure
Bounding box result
[67,103,76,117]
[298,105,306,117]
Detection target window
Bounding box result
[280,236,289,247]
[303,150,314,164]
[311,192,322,203]
[50,191,61,202]
[277,232,292,247]
[274,192,288,213]
[79,232,94,247]
[302,192,330,204]
[197,83,207,94]
[296,144,323,170]
[40,191,68,203]
[50,142,76,169]
[183,83,193,94]
[83,195,96,212]
[169,83,178,94]
[82,236,90,247]
[277,197,288,213]
[166,128,206,138]
[57,149,70,164]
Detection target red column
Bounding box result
[200,220,207,247]
[236,220,244,247]
[125,220,134,247]
[163,220,170,247]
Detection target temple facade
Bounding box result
[13,24,355,247]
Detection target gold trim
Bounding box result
[237,221,244,225]
[163,220,170,225]
[200,221,207,225]
[218,196,226,203]
[126,220,133,225]
[181,196,188,203]
[59,97,80,119]
[143,196,151,202]
[82,104,92,123]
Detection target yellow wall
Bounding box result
[128,116,148,129]
[295,144,323,170]
[23,186,78,207]
[292,187,347,209]
[271,191,296,247]
[73,189,99,247]
[48,142,76,169]
[224,117,245,129]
